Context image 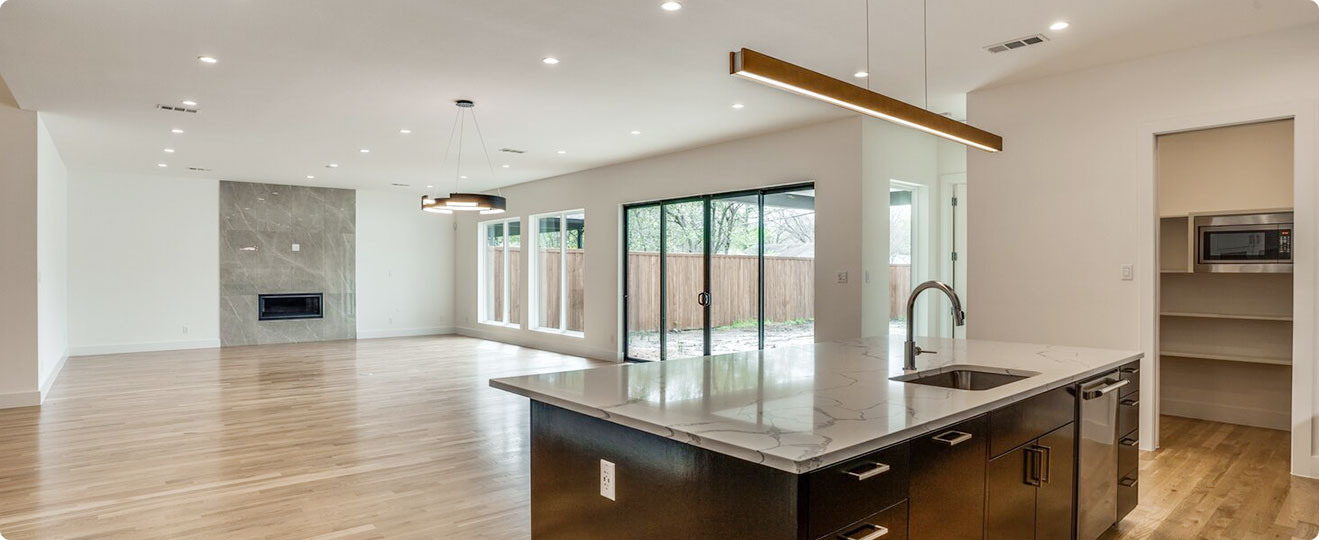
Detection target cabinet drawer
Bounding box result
[1118,391,1140,437]
[1118,361,1140,398]
[1118,429,1139,479]
[989,386,1075,458]
[805,442,909,540]
[1117,472,1138,522]
[822,500,908,540]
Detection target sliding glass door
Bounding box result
[623,184,815,361]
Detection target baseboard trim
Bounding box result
[356,327,455,339]
[38,349,69,403]
[0,390,41,410]
[1162,398,1290,431]
[70,339,222,357]
[455,325,620,362]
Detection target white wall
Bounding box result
[356,189,456,338]
[68,172,221,355]
[453,118,866,360]
[967,23,1319,475]
[36,115,68,396]
[0,77,39,408]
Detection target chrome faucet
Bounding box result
[904,280,967,371]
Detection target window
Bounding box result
[530,210,585,335]
[479,218,521,326]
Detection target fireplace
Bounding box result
[258,293,323,321]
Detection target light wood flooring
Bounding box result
[0,336,1316,539]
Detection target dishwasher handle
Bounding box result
[1081,379,1129,400]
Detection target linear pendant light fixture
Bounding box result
[422,99,508,215]
[729,48,1003,152]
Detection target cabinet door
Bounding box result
[910,415,987,540]
[985,446,1037,540]
[1036,423,1076,540]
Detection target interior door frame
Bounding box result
[622,182,815,362]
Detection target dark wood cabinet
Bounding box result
[910,415,987,540]
[987,424,1076,540]
[803,442,909,540]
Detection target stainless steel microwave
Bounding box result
[1194,212,1293,273]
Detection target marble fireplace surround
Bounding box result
[219,181,356,346]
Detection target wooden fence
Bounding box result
[492,249,911,332]
[627,252,814,331]
[890,264,912,320]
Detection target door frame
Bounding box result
[621,182,815,362]
[1136,101,1316,477]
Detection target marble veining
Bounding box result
[490,336,1142,474]
[219,181,356,346]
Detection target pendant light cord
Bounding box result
[455,109,466,190]
[436,106,463,196]
[864,0,871,91]
[469,109,503,197]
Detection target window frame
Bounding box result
[528,209,586,337]
[477,217,521,328]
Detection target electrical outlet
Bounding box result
[292,243,301,252]
[1121,264,1134,281]
[837,271,849,284]
[600,459,616,501]
[182,325,189,335]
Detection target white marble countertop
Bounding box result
[490,336,1142,474]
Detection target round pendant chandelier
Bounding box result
[421,99,507,215]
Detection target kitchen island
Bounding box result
[491,336,1143,540]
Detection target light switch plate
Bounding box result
[837,271,849,284]
[292,243,301,252]
[1121,264,1134,281]
[600,459,616,501]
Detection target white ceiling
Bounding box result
[0,0,1315,194]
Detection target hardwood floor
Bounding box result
[0,336,605,540]
[1,337,1316,539]
[1102,415,1319,540]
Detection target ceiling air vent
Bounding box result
[391,183,411,187]
[188,167,212,172]
[156,104,199,114]
[498,148,526,154]
[984,34,1049,54]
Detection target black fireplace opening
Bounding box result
[258,293,324,321]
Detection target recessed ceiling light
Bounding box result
[502,164,511,168]
[557,150,567,154]
[630,130,642,135]
[542,57,560,65]
[660,1,682,11]
[460,175,468,179]
[197,55,218,64]
[427,184,434,188]
[163,148,175,153]
[1049,21,1070,30]
[732,103,745,109]
[360,148,370,153]
[171,128,184,134]
[400,129,412,134]
[854,71,869,78]
[180,100,198,107]
[157,163,168,168]
[326,163,339,168]
[306,175,315,179]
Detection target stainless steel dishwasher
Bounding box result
[1076,371,1129,540]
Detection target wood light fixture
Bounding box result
[730,48,1003,152]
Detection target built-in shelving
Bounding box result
[1160,350,1291,366]
[1160,311,1292,322]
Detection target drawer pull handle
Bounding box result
[1120,437,1139,447]
[844,461,891,481]
[839,524,889,540]
[1121,366,1141,375]
[1121,398,1140,407]
[1082,379,1129,400]
[932,430,973,446]
[1120,476,1139,488]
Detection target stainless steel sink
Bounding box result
[891,365,1039,391]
